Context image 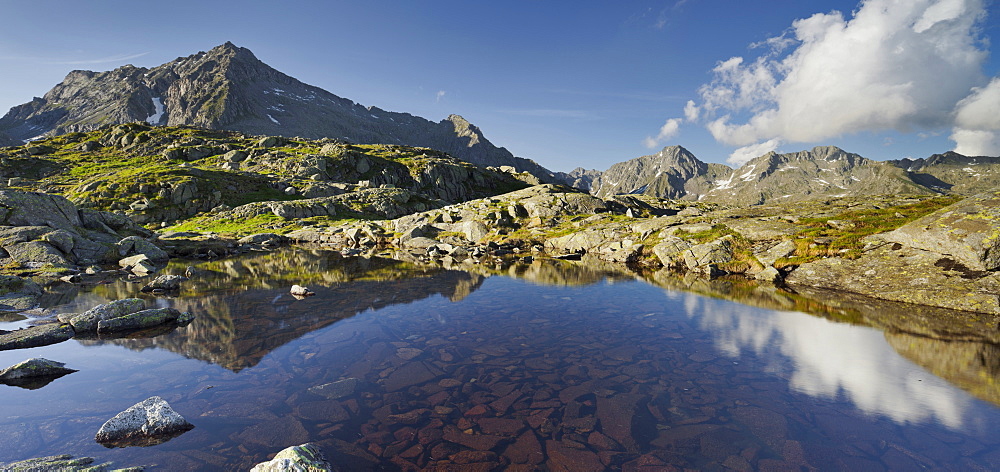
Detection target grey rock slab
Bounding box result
[70,298,146,333]
[0,358,77,380]
[652,235,693,266]
[117,236,169,261]
[250,443,333,472]
[0,454,112,471]
[119,254,156,276]
[882,192,1000,271]
[682,237,734,271]
[0,323,74,351]
[96,308,190,333]
[95,396,194,447]
[785,243,1000,314]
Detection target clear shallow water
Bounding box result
[1,249,999,470]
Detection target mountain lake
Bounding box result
[1,247,999,471]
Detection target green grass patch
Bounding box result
[776,195,962,267]
[168,214,292,236]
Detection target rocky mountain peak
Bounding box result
[444,114,483,147]
[0,43,556,182]
[591,145,727,199]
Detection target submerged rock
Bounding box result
[0,358,77,380]
[0,323,75,351]
[95,396,194,447]
[309,377,361,400]
[250,443,333,472]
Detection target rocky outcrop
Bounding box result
[785,242,1000,313]
[881,191,1000,271]
[0,190,156,270]
[65,298,193,334]
[95,396,194,447]
[0,275,43,310]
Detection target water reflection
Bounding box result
[78,254,485,371]
[51,248,1000,412]
[2,248,1000,470]
[686,293,971,428]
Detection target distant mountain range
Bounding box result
[0,42,553,180]
[2,41,998,207]
[580,145,1000,205]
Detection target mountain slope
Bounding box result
[0,42,554,180]
[702,146,934,205]
[591,146,731,199]
[890,151,1000,195]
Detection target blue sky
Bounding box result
[1,1,998,171]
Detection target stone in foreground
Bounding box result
[250,443,334,472]
[0,358,77,380]
[0,454,116,471]
[95,396,194,447]
[0,323,75,351]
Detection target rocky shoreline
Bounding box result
[280,184,1000,316]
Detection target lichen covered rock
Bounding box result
[250,443,333,472]
[0,358,77,380]
[96,396,194,447]
[786,242,1000,313]
[883,191,1000,271]
[69,298,147,332]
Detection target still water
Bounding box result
[1,248,999,470]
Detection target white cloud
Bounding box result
[951,129,1000,156]
[691,0,990,153]
[950,77,1000,155]
[643,117,682,148]
[435,90,446,102]
[683,100,699,122]
[727,139,781,166]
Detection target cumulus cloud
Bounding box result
[727,139,781,166]
[684,0,994,157]
[683,100,699,122]
[643,117,682,148]
[951,78,1000,155]
[435,90,446,102]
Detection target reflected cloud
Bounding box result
[684,293,972,429]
